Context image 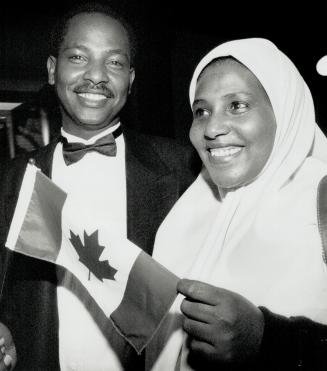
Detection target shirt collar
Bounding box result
[61,122,121,145]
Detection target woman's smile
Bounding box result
[190,58,276,191]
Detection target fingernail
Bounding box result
[0,338,4,346]
[3,354,12,367]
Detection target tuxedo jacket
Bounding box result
[0,127,200,370]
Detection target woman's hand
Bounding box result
[0,323,16,370]
[177,279,264,365]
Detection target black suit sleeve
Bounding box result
[255,307,327,371]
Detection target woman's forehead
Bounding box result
[196,58,270,100]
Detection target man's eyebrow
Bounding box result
[62,45,129,56]
[106,48,129,56]
[62,44,87,52]
[61,45,130,62]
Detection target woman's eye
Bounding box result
[193,108,210,119]
[228,101,249,113]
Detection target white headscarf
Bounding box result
[147,38,327,371]
[189,38,327,190]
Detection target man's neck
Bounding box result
[61,122,121,144]
[62,118,121,140]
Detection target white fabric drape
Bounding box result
[148,38,327,370]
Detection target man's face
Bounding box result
[47,12,135,138]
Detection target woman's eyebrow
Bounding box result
[222,91,254,99]
[192,99,205,108]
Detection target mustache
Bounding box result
[74,83,114,98]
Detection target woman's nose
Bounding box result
[204,114,231,139]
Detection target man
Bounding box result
[0,3,199,370]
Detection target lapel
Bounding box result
[3,140,58,231]
[32,138,58,177]
[124,128,180,255]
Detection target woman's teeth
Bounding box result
[209,147,242,157]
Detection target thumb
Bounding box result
[4,342,17,370]
[0,323,17,370]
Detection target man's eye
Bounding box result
[107,59,124,68]
[193,108,210,119]
[69,55,86,64]
[228,101,249,113]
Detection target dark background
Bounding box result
[1,0,327,146]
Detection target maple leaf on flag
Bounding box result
[69,230,117,281]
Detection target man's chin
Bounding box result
[76,117,116,130]
[62,117,118,139]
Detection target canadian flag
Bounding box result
[6,163,179,354]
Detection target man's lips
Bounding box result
[74,91,114,108]
[74,88,114,99]
[77,92,109,101]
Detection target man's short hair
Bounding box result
[49,1,137,66]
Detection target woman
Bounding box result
[147,38,327,370]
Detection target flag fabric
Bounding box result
[5,163,179,354]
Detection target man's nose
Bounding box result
[83,61,109,85]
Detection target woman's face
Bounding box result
[190,59,276,191]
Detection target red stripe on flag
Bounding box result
[110,251,179,354]
[15,171,66,262]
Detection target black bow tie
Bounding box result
[61,126,123,165]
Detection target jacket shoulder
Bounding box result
[137,132,201,194]
[137,132,201,170]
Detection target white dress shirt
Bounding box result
[52,124,128,371]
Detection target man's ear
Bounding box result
[47,56,57,85]
[128,67,135,94]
